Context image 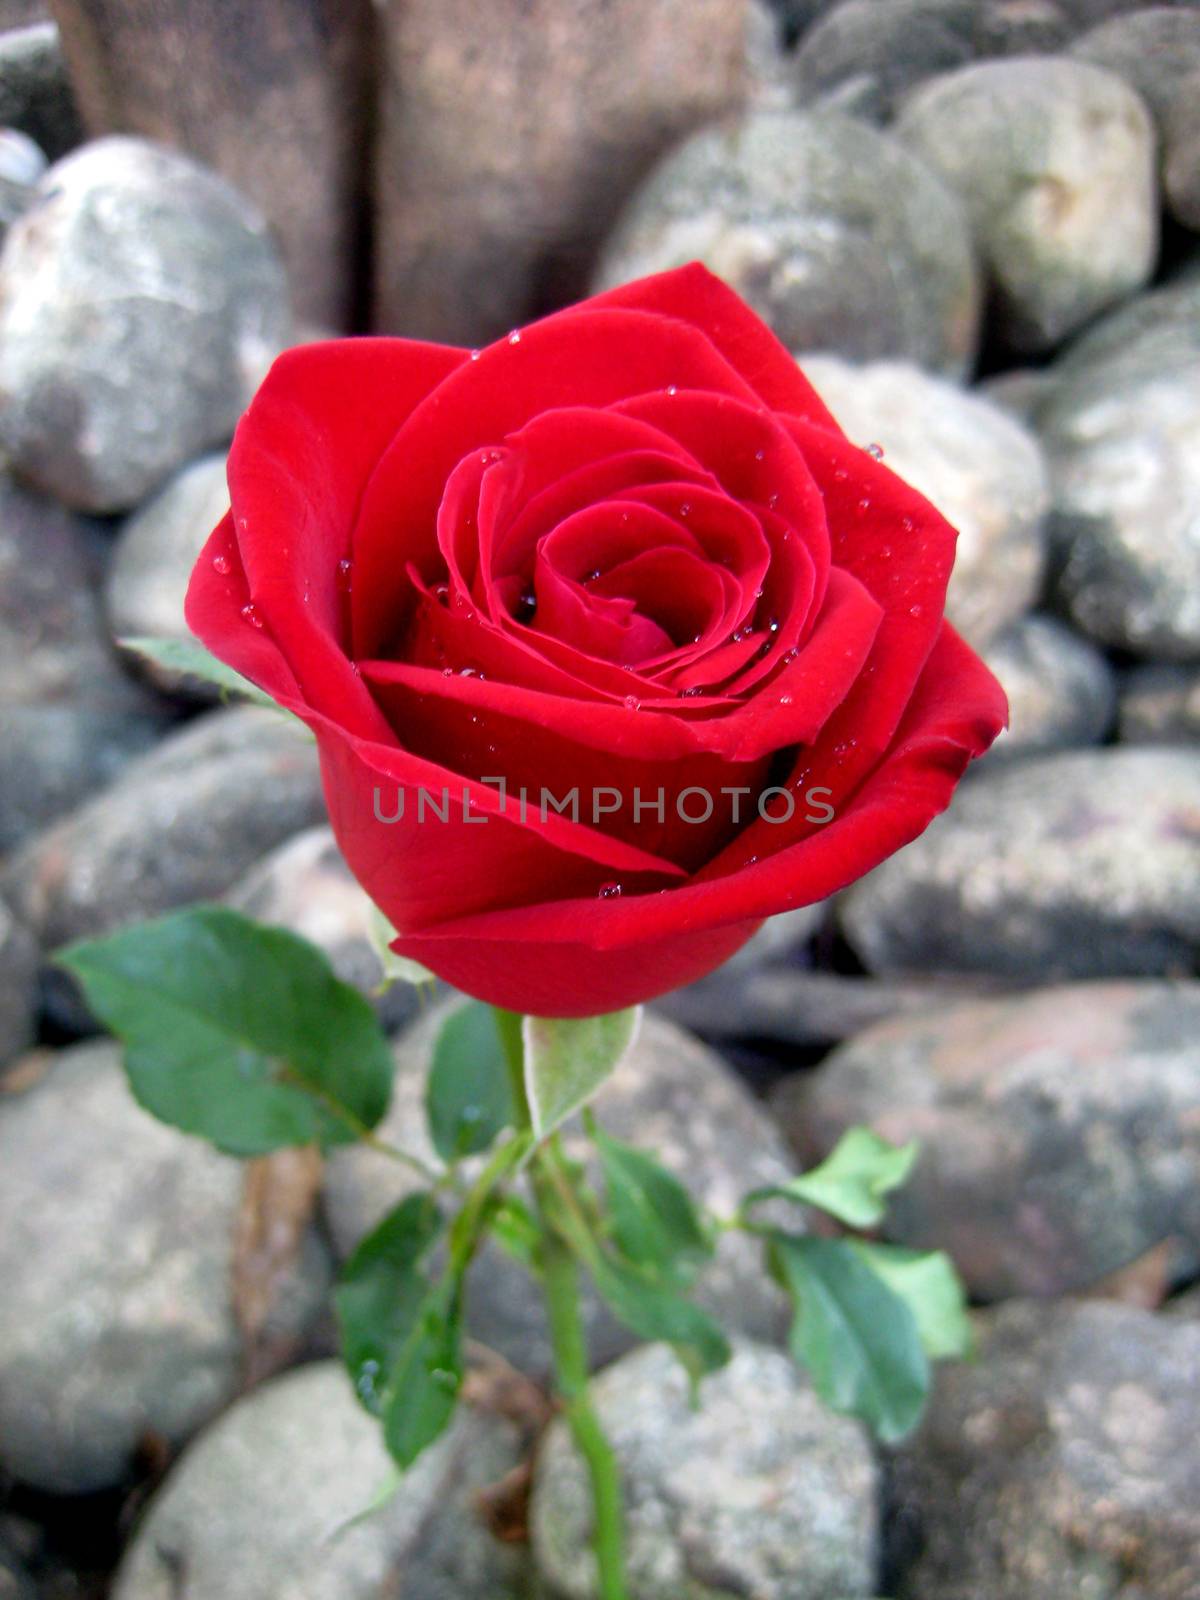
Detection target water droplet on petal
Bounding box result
[779,692,794,706]
[598,882,623,899]
[469,348,482,361]
[679,502,691,518]
[623,694,641,710]
[901,516,915,533]
[459,665,484,678]
[754,449,765,462]
[666,385,678,397]
[241,602,263,629]
[507,329,522,345]
[211,552,232,576]
[865,441,885,460]
[858,498,871,511]
[909,603,923,618]
[337,557,353,591]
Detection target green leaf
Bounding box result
[382,1288,464,1469]
[751,1127,919,1229]
[589,1117,712,1288]
[849,1242,973,1362]
[57,906,394,1156]
[589,1253,731,1391]
[485,1193,542,1270]
[118,635,287,713]
[426,1002,515,1161]
[770,1234,929,1443]
[334,1193,443,1416]
[367,904,437,989]
[523,1008,641,1142]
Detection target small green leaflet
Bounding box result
[750,1127,919,1229]
[57,906,394,1156]
[770,1233,929,1443]
[366,904,437,989]
[523,1008,641,1142]
[119,636,285,713]
[426,1002,516,1161]
[589,1252,731,1393]
[849,1242,972,1361]
[588,1116,713,1289]
[333,1192,463,1469]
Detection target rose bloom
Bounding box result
[187,265,1006,1016]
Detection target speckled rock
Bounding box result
[1164,70,1200,229]
[895,58,1157,351]
[892,1300,1200,1600]
[2,705,324,957]
[1037,288,1200,659]
[225,826,428,1034]
[840,748,1200,980]
[594,108,981,377]
[1119,664,1200,744]
[0,21,79,158]
[105,452,229,695]
[0,136,289,513]
[111,1361,527,1600]
[0,1041,331,1493]
[980,614,1114,762]
[801,355,1047,646]
[324,1006,794,1375]
[1070,8,1200,131]
[532,1340,879,1600]
[790,0,1070,122]
[0,894,37,1071]
[773,981,1200,1299]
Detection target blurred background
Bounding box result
[1,1,1199,1597]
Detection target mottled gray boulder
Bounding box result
[532,1340,879,1600]
[773,981,1200,1299]
[325,1006,793,1375]
[1070,8,1200,129]
[0,894,37,1070]
[1119,664,1200,744]
[111,1361,527,1600]
[980,614,1114,762]
[225,826,428,1034]
[0,472,169,851]
[893,1300,1200,1600]
[790,0,1070,122]
[1165,70,1200,229]
[976,365,1060,427]
[896,58,1157,351]
[1037,294,1200,659]
[105,451,229,695]
[2,705,324,953]
[801,355,1047,646]
[595,108,981,377]
[840,748,1200,980]
[0,21,79,157]
[0,136,289,513]
[0,1041,330,1493]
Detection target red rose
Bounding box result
[186,265,1006,1016]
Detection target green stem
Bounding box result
[534,1153,629,1600]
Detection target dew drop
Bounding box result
[211,552,232,576]
[865,441,885,460]
[666,384,678,397]
[507,329,522,345]
[515,585,537,623]
[767,615,780,633]
[459,665,484,678]
[582,567,601,584]
[469,348,482,361]
[623,694,641,710]
[901,516,915,533]
[679,502,691,518]
[442,667,453,677]
[337,557,353,591]
[833,467,850,482]
[779,692,794,706]
[240,602,263,629]
[909,603,924,618]
[598,882,623,899]
[754,449,765,462]
[857,498,871,511]
[767,492,780,510]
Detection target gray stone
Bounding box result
[594,108,981,378]
[105,451,229,696]
[0,126,45,234]
[0,21,80,158]
[773,981,1200,1299]
[976,365,1060,427]
[0,894,37,1070]
[896,58,1158,351]
[225,826,429,1034]
[791,0,1071,123]
[839,747,1200,980]
[1070,8,1200,129]
[0,1538,34,1600]
[1037,293,1200,659]
[746,0,794,109]
[980,614,1115,762]
[324,1006,794,1375]
[801,355,1048,646]
[1,705,325,952]
[111,1360,527,1600]
[532,1340,879,1600]
[892,1300,1200,1600]
[0,1040,331,1493]
[0,136,290,513]
[1165,69,1200,230]
[1119,663,1200,744]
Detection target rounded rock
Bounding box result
[1119,663,1200,744]
[0,1041,331,1493]
[1069,7,1200,129]
[979,613,1114,762]
[532,1339,879,1600]
[801,355,1048,646]
[839,747,1200,981]
[773,981,1200,1298]
[111,1360,528,1600]
[0,894,38,1073]
[1164,70,1200,230]
[895,57,1158,351]
[0,136,290,513]
[594,108,981,377]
